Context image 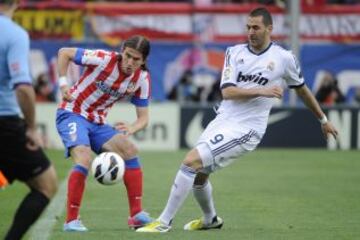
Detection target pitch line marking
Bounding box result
[29,179,67,240]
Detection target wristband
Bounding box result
[58,76,68,87]
[319,115,328,125]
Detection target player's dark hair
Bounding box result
[249,7,273,26]
[122,35,151,71]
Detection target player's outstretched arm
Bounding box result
[295,84,338,141]
[222,85,283,100]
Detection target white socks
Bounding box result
[193,181,216,225]
[159,164,196,225]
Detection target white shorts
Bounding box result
[196,116,261,174]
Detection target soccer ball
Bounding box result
[91,152,125,185]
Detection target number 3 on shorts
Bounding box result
[210,134,224,145]
[68,122,77,134]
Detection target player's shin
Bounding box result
[123,157,143,217]
[66,165,88,223]
[5,189,49,240]
[158,164,196,225]
[193,180,217,225]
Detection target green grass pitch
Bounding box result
[1,149,359,240]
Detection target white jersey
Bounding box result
[217,42,304,135]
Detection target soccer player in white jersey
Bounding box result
[137,7,338,233]
[56,35,153,231]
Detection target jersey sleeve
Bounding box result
[284,52,305,88]
[220,47,237,89]
[7,30,32,89]
[130,71,151,107]
[73,48,113,67]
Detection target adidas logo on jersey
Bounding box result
[236,71,269,85]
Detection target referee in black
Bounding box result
[0,1,58,239]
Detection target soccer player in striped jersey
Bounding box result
[137,7,338,233]
[56,35,153,231]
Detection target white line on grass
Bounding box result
[29,179,67,240]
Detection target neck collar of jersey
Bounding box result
[247,42,272,56]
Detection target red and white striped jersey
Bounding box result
[59,48,151,124]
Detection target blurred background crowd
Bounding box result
[11,0,360,106]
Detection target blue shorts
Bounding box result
[56,109,120,157]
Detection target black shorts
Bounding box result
[0,116,51,183]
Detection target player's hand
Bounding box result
[321,121,338,141]
[114,121,135,136]
[260,86,283,99]
[25,127,43,151]
[60,85,74,102]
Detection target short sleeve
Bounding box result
[74,48,113,67]
[220,47,237,89]
[284,53,305,89]
[131,71,151,107]
[7,30,32,88]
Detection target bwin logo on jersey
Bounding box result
[96,81,122,98]
[236,72,269,85]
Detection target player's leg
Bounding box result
[1,117,58,240]
[184,122,260,231]
[56,110,92,231]
[183,172,223,231]
[101,132,152,228]
[159,148,203,224]
[193,173,214,222]
[64,145,92,231]
[4,167,58,240]
[27,165,58,199]
[136,148,203,233]
[137,119,229,232]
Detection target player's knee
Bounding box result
[42,180,57,199]
[71,147,93,168]
[182,153,202,171]
[45,167,58,198]
[30,165,58,199]
[122,143,138,159]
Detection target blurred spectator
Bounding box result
[34,73,56,102]
[352,87,360,105]
[315,71,345,106]
[168,70,199,102]
[207,76,222,102]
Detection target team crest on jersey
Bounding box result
[267,61,275,71]
[127,82,136,92]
